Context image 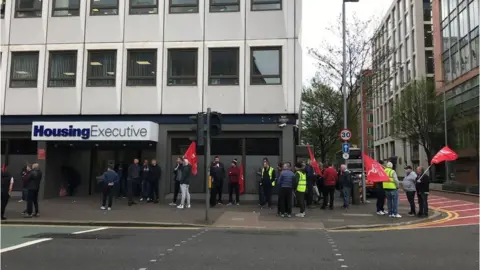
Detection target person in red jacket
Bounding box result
[321,163,338,210]
[228,159,241,205]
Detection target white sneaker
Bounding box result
[186,205,191,209]
[394,214,402,218]
[389,214,394,217]
[227,203,232,206]
[236,203,240,206]
[100,206,106,210]
[140,198,144,201]
[376,211,385,215]
[18,200,23,203]
[177,204,184,209]
[169,202,177,206]
[295,213,305,218]
[107,207,111,211]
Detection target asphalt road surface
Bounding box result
[1,224,478,270]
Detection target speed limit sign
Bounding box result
[339,129,352,141]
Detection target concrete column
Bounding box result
[37,141,47,200]
[156,126,168,203]
[281,125,295,163]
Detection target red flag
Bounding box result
[431,146,458,164]
[306,144,322,176]
[239,163,245,194]
[183,142,198,175]
[363,153,389,182]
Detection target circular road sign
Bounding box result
[342,153,350,159]
[339,129,352,141]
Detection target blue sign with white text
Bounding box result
[342,143,350,153]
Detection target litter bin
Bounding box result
[351,179,361,205]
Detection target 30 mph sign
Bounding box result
[339,129,352,141]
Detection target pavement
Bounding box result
[1,224,478,270]
[1,193,447,230]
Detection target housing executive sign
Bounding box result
[31,121,159,142]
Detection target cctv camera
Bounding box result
[278,123,287,128]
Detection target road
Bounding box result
[1,224,478,270]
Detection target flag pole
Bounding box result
[205,108,211,223]
[418,164,433,180]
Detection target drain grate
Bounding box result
[24,233,123,240]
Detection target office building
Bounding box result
[0,0,303,199]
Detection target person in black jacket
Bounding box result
[127,159,141,206]
[177,159,192,209]
[148,159,161,203]
[210,156,226,205]
[1,164,14,220]
[170,157,183,206]
[415,166,430,217]
[25,163,42,218]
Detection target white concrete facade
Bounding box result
[0,0,303,116]
[372,0,433,174]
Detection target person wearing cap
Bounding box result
[383,162,401,218]
[294,162,307,217]
[227,159,241,205]
[403,165,417,216]
[375,160,386,215]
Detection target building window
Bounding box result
[250,47,281,85]
[126,50,157,86]
[441,0,448,20]
[442,25,449,51]
[167,48,197,86]
[424,25,433,47]
[48,51,77,87]
[472,37,479,68]
[443,57,451,81]
[90,0,118,15]
[423,0,431,21]
[450,16,458,47]
[459,8,468,38]
[15,0,42,18]
[86,50,116,87]
[208,47,239,85]
[130,0,157,14]
[459,44,470,73]
[425,50,434,74]
[210,0,239,12]
[251,0,281,11]
[10,51,39,88]
[169,0,198,13]
[1,0,5,18]
[52,0,80,16]
[469,0,479,32]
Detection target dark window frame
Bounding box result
[1,0,5,19]
[14,0,42,18]
[90,0,119,16]
[167,48,198,86]
[251,0,282,11]
[126,49,157,87]
[250,46,282,85]
[208,47,240,86]
[52,0,80,17]
[48,50,78,88]
[209,0,240,13]
[169,0,199,14]
[129,0,158,15]
[86,50,117,87]
[9,51,39,88]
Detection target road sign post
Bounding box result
[342,142,350,153]
[339,128,352,141]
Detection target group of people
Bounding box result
[375,161,430,218]
[1,163,43,220]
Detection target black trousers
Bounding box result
[306,180,314,206]
[417,192,429,215]
[172,181,181,203]
[102,186,114,207]
[149,180,159,201]
[406,191,416,214]
[26,189,39,215]
[229,182,240,203]
[279,187,293,215]
[322,186,335,208]
[296,191,306,213]
[261,183,272,207]
[1,192,10,218]
[210,184,222,206]
[216,183,224,202]
[376,187,385,212]
[127,179,138,203]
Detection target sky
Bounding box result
[301,0,393,83]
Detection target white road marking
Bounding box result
[139,268,147,270]
[453,208,480,212]
[341,265,348,268]
[175,244,180,247]
[338,259,345,262]
[150,259,157,262]
[430,200,460,205]
[441,203,475,209]
[167,249,173,252]
[159,254,165,256]
[181,241,186,243]
[72,227,109,235]
[0,238,52,253]
[334,249,339,251]
[335,254,342,256]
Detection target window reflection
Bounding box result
[251,47,281,85]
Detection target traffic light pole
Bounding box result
[204,107,211,223]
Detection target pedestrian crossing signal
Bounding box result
[209,111,222,137]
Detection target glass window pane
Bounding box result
[251,0,281,11]
[130,0,157,14]
[10,52,39,88]
[167,49,197,86]
[91,0,118,15]
[450,16,458,46]
[48,51,77,87]
[87,50,116,87]
[127,50,156,86]
[472,37,479,68]
[209,48,239,85]
[1,0,6,18]
[53,0,80,16]
[210,0,239,12]
[16,0,42,17]
[170,0,198,13]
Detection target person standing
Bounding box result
[227,159,241,205]
[415,166,430,217]
[294,163,307,217]
[304,160,315,208]
[148,159,161,203]
[1,164,14,220]
[321,164,338,210]
[177,159,192,209]
[127,158,141,206]
[276,162,283,215]
[19,164,29,203]
[170,157,183,206]
[277,162,294,217]
[260,160,276,209]
[383,162,401,218]
[140,160,150,202]
[376,160,386,215]
[210,156,226,206]
[403,165,417,216]
[100,165,119,210]
[25,163,42,218]
[339,164,353,209]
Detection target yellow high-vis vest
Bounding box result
[382,167,397,189]
[264,167,275,186]
[296,171,307,192]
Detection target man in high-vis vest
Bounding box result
[260,161,276,209]
[383,162,401,218]
[294,163,307,217]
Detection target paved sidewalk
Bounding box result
[1,195,443,230]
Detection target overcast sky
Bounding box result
[301,0,393,83]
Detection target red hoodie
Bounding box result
[228,167,241,183]
[323,167,338,186]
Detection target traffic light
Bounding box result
[189,112,205,146]
[209,111,222,137]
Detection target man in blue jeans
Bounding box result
[383,162,401,218]
[339,164,353,208]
